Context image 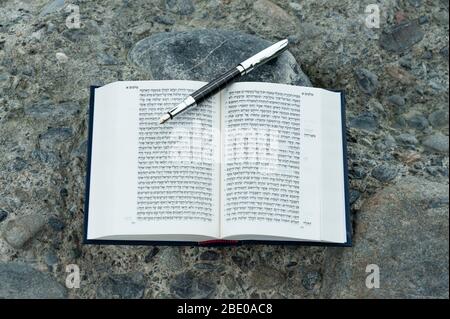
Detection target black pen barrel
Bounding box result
[191,67,241,102]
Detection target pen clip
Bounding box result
[238,39,289,75]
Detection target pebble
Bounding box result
[193,263,216,271]
[386,65,416,84]
[422,133,449,153]
[253,0,298,36]
[408,0,422,7]
[39,0,65,17]
[350,166,366,179]
[371,165,398,182]
[97,52,118,65]
[354,68,378,95]
[48,217,65,232]
[55,52,69,63]
[0,262,67,298]
[380,21,424,53]
[7,157,28,172]
[397,133,419,145]
[97,273,145,299]
[44,250,59,267]
[387,95,405,107]
[406,114,429,131]
[144,247,160,263]
[250,265,285,290]
[349,113,378,131]
[166,0,195,16]
[39,127,73,150]
[31,149,60,167]
[158,247,183,271]
[170,271,216,298]
[154,15,175,25]
[301,271,322,290]
[0,209,8,222]
[2,214,47,249]
[428,110,449,128]
[199,250,220,261]
[349,189,361,205]
[418,15,429,24]
[25,100,81,120]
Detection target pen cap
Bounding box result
[238,39,289,75]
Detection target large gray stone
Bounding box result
[128,29,311,86]
[0,262,67,298]
[322,176,449,298]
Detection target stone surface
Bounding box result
[170,271,216,298]
[428,109,449,128]
[349,113,378,131]
[166,0,195,16]
[128,29,311,86]
[2,214,47,249]
[252,0,298,36]
[0,0,447,299]
[371,165,399,182]
[380,21,424,53]
[0,262,67,298]
[97,273,146,299]
[322,177,449,298]
[354,68,378,95]
[0,209,8,222]
[422,133,449,153]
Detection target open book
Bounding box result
[84,80,351,246]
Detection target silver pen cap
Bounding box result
[238,39,289,75]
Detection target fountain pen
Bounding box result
[159,39,289,124]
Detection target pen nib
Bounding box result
[159,113,171,124]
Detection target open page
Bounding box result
[87,81,221,241]
[220,82,346,242]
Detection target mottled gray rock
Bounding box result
[31,149,61,167]
[24,99,81,120]
[39,127,73,150]
[0,208,8,222]
[380,21,424,53]
[252,0,298,36]
[199,250,219,261]
[250,265,285,290]
[154,15,175,25]
[371,165,398,182]
[397,133,419,145]
[355,68,378,95]
[349,113,378,131]
[2,214,47,249]
[403,112,429,131]
[422,133,449,153]
[387,94,406,106]
[97,273,145,299]
[170,271,216,298]
[158,247,183,271]
[428,109,449,128]
[144,247,160,263]
[322,176,449,298]
[128,29,311,86]
[48,217,65,232]
[349,189,361,205]
[39,0,65,17]
[0,262,67,298]
[166,0,195,16]
[301,270,322,290]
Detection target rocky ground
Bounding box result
[0,0,448,298]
